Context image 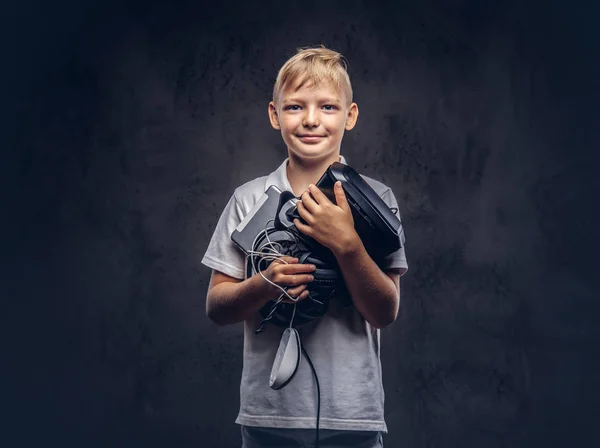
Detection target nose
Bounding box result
[302,106,320,128]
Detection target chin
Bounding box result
[290,148,336,160]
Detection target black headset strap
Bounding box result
[273,190,297,231]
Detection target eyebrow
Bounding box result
[283,97,342,104]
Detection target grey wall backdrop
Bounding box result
[3,0,599,446]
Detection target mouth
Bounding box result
[297,134,326,143]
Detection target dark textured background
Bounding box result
[2,0,599,446]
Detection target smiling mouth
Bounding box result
[298,135,325,141]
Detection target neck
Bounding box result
[286,151,341,197]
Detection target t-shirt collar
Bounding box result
[265,154,348,193]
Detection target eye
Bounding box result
[285,105,301,111]
[323,105,337,111]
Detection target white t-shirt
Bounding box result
[201,155,409,433]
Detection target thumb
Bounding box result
[334,181,350,211]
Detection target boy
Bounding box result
[201,46,408,448]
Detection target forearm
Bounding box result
[333,236,399,329]
[207,274,272,326]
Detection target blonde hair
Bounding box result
[273,45,353,108]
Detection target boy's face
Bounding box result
[268,79,358,163]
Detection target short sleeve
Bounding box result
[380,188,409,277]
[201,192,247,279]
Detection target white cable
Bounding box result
[289,303,297,328]
[248,225,303,303]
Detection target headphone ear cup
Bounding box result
[273,298,330,326]
[302,254,328,267]
[298,252,313,265]
[294,301,329,323]
[313,267,340,279]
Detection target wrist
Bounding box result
[331,231,364,259]
[253,269,282,303]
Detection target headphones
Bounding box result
[247,226,345,332]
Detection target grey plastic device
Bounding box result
[269,328,301,390]
[231,185,283,255]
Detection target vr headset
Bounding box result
[274,161,405,261]
[231,161,405,330]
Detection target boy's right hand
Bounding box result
[260,256,316,304]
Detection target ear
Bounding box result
[345,102,359,131]
[268,101,281,130]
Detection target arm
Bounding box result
[206,270,271,326]
[332,236,401,329]
[206,258,316,326]
[203,192,317,326]
[293,182,404,329]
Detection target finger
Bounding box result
[307,184,330,205]
[293,218,313,236]
[281,285,307,302]
[273,256,298,265]
[300,190,318,213]
[280,272,315,287]
[285,283,307,296]
[277,262,316,274]
[334,181,350,212]
[281,289,310,303]
[296,201,315,225]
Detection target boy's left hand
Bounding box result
[293,181,360,255]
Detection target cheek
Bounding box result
[325,118,345,134]
[280,117,299,132]
[280,123,298,142]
